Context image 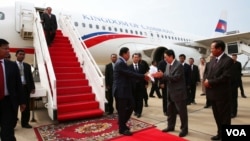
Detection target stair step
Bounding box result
[53,62,80,67]
[54,67,83,73]
[57,93,95,104]
[49,47,73,52]
[56,73,85,79]
[51,56,78,62]
[57,79,88,87]
[57,86,92,95]
[58,101,99,114]
[57,109,103,122]
[50,51,76,57]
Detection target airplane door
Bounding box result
[15,1,34,33]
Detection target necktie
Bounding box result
[0,61,5,100]
[19,62,24,76]
[212,59,218,69]
[135,64,139,72]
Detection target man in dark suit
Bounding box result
[0,39,26,141]
[203,55,214,108]
[179,54,191,105]
[157,59,168,115]
[104,53,117,115]
[188,57,200,104]
[15,49,35,128]
[204,40,233,140]
[153,49,188,137]
[41,7,57,46]
[113,47,149,136]
[129,53,148,118]
[138,53,149,107]
[230,54,241,118]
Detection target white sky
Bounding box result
[1,0,250,37]
[1,0,250,66]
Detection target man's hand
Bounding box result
[203,79,211,88]
[20,104,26,112]
[152,71,163,78]
[159,84,165,89]
[31,89,35,94]
[144,74,150,81]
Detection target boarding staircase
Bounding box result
[29,6,106,121]
[49,31,104,121]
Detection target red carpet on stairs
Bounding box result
[49,30,103,121]
[112,128,189,141]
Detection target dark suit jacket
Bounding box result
[128,63,148,88]
[4,60,25,112]
[158,60,167,85]
[112,57,144,99]
[230,61,242,85]
[23,62,35,93]
[105,63,114,88]
[165,60,187,102]
[204,54,233,101]
[190,64,200,85]
[42,13,57,32]
[183,63,191,86]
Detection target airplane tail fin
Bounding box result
[213,11,227,36]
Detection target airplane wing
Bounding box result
[175,32,250,48]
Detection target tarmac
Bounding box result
[15,76,250,141]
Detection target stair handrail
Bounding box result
[33,11,57,120]
[58,13,106,111]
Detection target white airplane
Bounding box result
[1,1,250,121]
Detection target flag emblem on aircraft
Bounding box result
[215,19,227,33]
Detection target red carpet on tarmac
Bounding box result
[34,114,187,141]
[112,127,188,141]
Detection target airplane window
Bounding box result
[120,28,123,32]
[140,31,142,35]
[157,34,159,38]
[102,26,105,30]
[74,22,78,27]
[151,33,153,37]
[135,31,138,35]
[0,12,5,20]
[125,29,128,33]
[144,32,147,36]
[161,35,164,38]
[89,24,93,28]
[114,27,117,32]
[171,36,174,40]
[96,25,99,29]
[82,23,85,27]
[108,27,112,31]
[175,37,177,40]
[130,30,133,34]
[165,35,167,39]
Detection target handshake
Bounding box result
[144,71,164,81]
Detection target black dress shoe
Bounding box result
[204,105,210,108]
[22,124,32,128]
[231,114,236,118]
[119,130,133,136]
[211,135,221,140]
[242,95,247,98]
[137,114,141,118]
[162,127,174,132]
[179,130,188,137]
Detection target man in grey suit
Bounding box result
[204,40,233,140]
[152,49,188,137]
[112,47,149,136]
